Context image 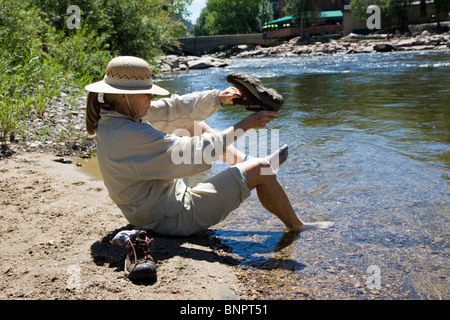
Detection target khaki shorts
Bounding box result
[152,164,251,236]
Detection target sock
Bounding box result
[111,229,139,246]
[265,144,288,170]
[243,144,289,170]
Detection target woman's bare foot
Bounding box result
[287,221,334,232]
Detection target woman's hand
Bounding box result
[240,110,278,130]
[219,87,241,105]
[222,111,278,147]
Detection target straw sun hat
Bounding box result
[85,56,169,96]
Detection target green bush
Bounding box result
[0,0,190,141]
[0,2,47,138]
[192,0,275,36]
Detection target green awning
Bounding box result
[319,10,343,18]
[265,10,342,25]
[266,16,293,25]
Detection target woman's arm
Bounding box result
[222,111,278,147]
[142,89,223,133]
[142,87,242,134]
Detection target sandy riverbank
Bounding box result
[0,152,246,300]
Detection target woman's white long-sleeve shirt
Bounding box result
[96,90,226,229]
[143,89,223,134]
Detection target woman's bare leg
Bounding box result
[241,158,333,232]
[183,123,332,231]
[185,121,247,165]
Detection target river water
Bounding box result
[82,51,449,299]
[156,50,450,299]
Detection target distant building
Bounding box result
[265,0,448,38]
[263,10,344,39]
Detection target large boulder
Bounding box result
[373,43,396,52]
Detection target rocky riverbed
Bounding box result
[228,30,449,59]
[157,55,231,73]
[157,28,450,73]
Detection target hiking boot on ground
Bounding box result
[226,72,284,112]
[124,230,157,281]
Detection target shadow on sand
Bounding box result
[90,225,306,285]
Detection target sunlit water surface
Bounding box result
[155,51,450,299]
[85,51,449,299]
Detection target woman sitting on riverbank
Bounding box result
[84,56,333,238]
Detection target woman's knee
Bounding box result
[242,158,275,189]
[182,121,212,137]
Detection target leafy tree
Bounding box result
[33,0,191,63]
[434,0,450,14]
[0,0,192,143]
[349,0,448,32]
[257,0,275,29]
[283,0,321,38]
[388,0,413,31]
[433,0,450,27]
[193,0,274,35]
[349,0,391,25]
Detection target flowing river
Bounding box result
[157,50,450,299]
[83,50,450,299]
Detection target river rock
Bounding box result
[158,55,230,72]
[187,57,230,69]
[159,63,172,73]
[187,59,211,69]
[410,38,430,46]
[396,39,416,47]
[361,45,375,53]
[165,60,179,70]
[428,37,442,45]
[411,45,435,51]
[179,64,189,71]
[292,45,310,55]
[374,43,397,52]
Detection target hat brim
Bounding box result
[85,80,169,96]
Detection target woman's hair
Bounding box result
[85,92,121,135]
